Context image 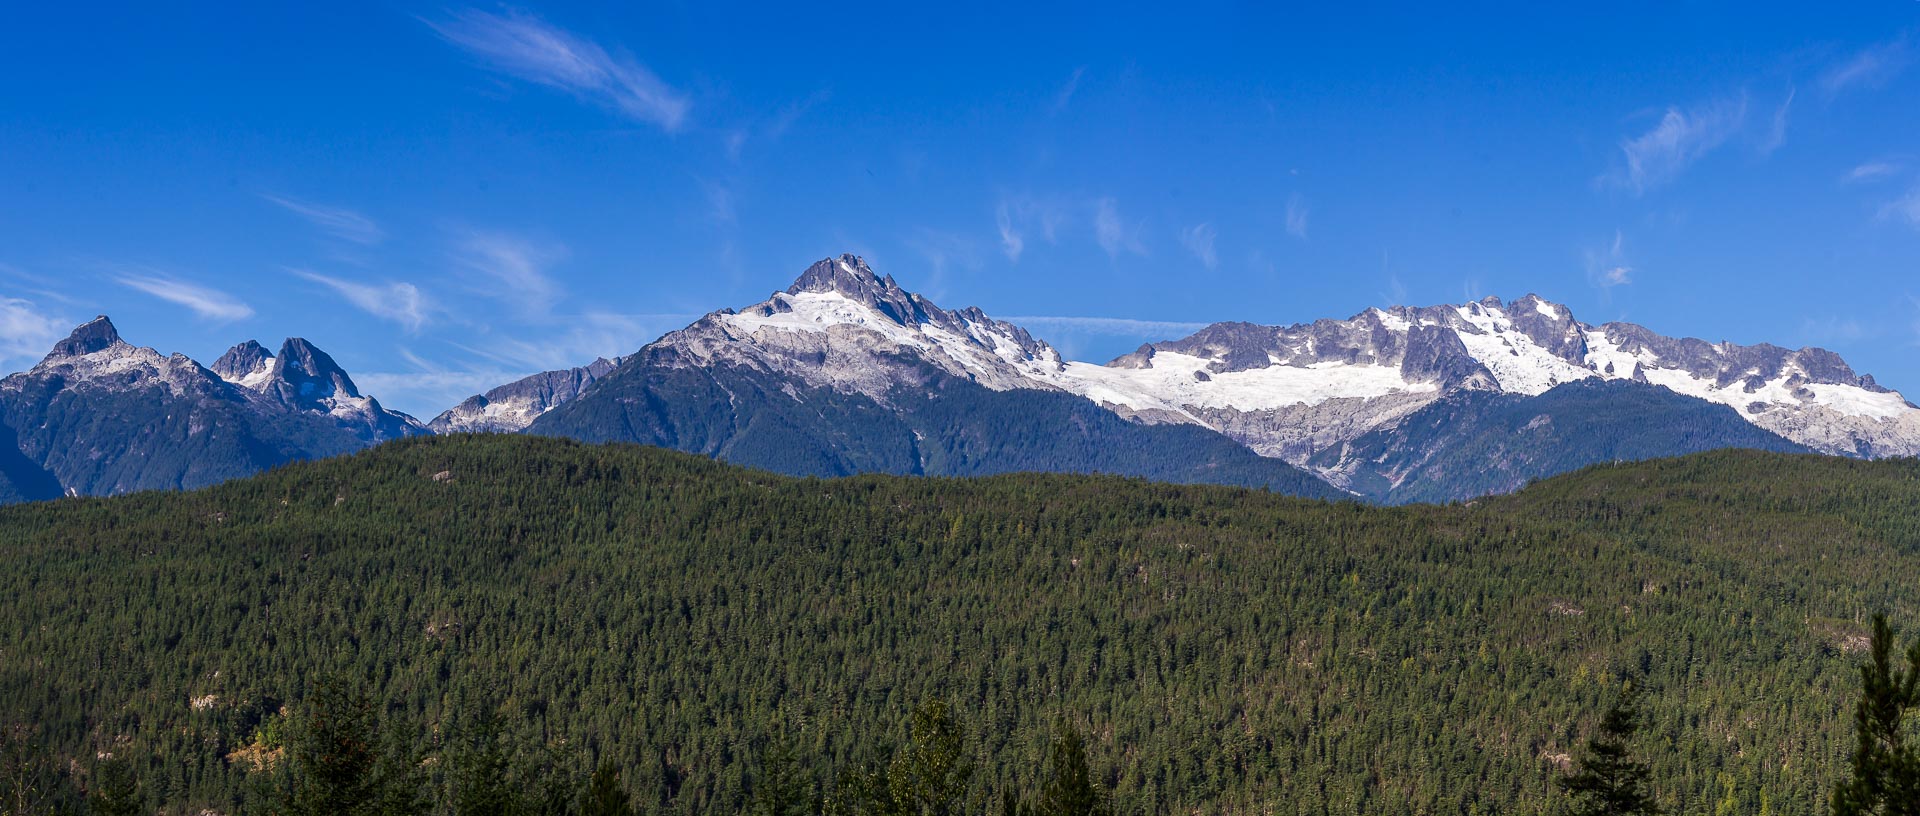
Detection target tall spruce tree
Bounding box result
[286,678,380,816]
[1832,613,1920,816]
[884,701,972,816]
[86,758,142,816]
[752,731,812,816]
[1035,725,1110,816]
[580,762,637,816]
[1558,685,1659,816]
[447,700,523,816]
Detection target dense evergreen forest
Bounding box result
[2,434,1918,814]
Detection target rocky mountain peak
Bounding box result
[785,254,938,327]
[46,316,124,360]
[212,340,274,382]
[272,338,361,400]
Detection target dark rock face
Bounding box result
[1310,379,1812,504]
[211,340,273,381]
[429,358,620,434]
[47,316,122,359]
[526,355,1346,499]
[506,255,1343,498]
[0,320,424,502]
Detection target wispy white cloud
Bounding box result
[1094,197,1147,258]
[261,194,383,245]
[353,367,523,418]
[699,179,736,225]
[765,89,830,142]
[1002,315,1207,338]
[450,311,691,372]
[725,89,831,159]
[1799,315,1869,345]
[427,8,690,130]
[1586,230,1634,290]
[905,229,981,298]
[1881,184,1920,230]
[1760,87,1794,156]
[1179,223,1217,269]
[1846,161,1904,183]
[1052,66,1086,113]
[1285,194,1310,239]
[453,232,564,316]
[360,309,688,416]
[1911,296,1920,347]
[1604,95,1749,194]
[0,295,67,370]
[1820,37,1910,96]
[995,203,1024,262]
[116,272,253,322]
[1381,271,1408,307]
[291,270,431,332]
[995,196,1070,263]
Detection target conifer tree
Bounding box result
[1832,613,1920,816]
[886,700,971,816]
[752,732,812,816]
[448,698,523,816]
[286,678,379,816]
[581,762,636,816]
[86,758,141,816]
[369,715,426,816]
[1036,725,1110,816]
[1558,685,1659,816]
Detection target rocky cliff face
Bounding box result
[1042,294,1920,463]
[430,358,619,433]
[0,317,425,499]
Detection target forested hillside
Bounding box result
[2,435,1917,814]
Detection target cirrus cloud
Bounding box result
[291,270,432,332]
[427,7,690,131]
[115,272,254,322]
[1603,95,1749,194]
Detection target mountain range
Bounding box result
[3,254,1913,504]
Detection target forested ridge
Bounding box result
[3,434,1919,814]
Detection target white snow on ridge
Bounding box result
[1584,328,1917,422]
[1805,384,1914,420]
[219,359,276,391]
[1047,351,1433,414]
[720,290,1064,390]
[1450,304,1593,395]
[1371,308,1411,333]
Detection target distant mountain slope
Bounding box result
[1055,295,1920,462]
[429,357,618,433]
[528,268,1344,497]
[3,255,1913,505]
[3,434,1916,814]
[475,256,1908,502]
[0,317,425,499]
[1310,378,1813,504]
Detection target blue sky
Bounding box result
[2,2,1918,417]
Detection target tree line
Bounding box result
[3,435,1920,813]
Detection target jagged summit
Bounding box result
[46,316,124,360]
[212,340,273,384]
[428,357,619,434]
[1048,292,1920,462]
[272,337,361,401]
[783,254,939,328]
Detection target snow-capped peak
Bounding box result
[212,340,276,390]
[648,255,1067,400]
[1032,293,1920,460]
